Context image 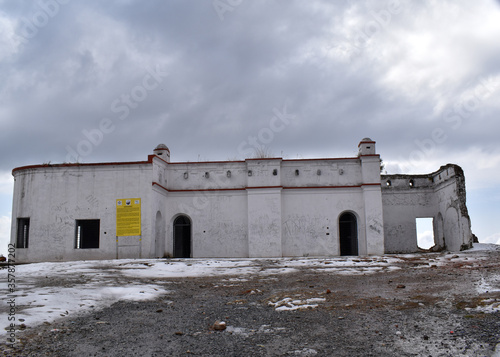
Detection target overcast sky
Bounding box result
[1,0,500,254]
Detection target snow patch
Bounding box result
[269,297,326,311]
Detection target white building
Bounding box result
[11,138,473,263]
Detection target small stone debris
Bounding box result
[174,331,184,336]
[239,289,262,295]
[396,284,406,289]
[213,321,227,331]
[156,309,163,313]
[326,289,332,294]
[227,299,247,305]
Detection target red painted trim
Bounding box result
[152,182,169,191]
[283,185,362,190]
[167,157,360,165]
[359,154,380,158]
[284,183,380,189]
[245,157,283,161]
[152,182,246,193]
[171,187,246,193]
[246,185,283,190]
[168,160,246,165]
[13,155,369,175]
[283,157,359,162]
[152,182,380,193]
[12,160,152,175]
[149,155,170,165]
[358,141,376,147]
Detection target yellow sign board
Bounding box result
[116,198,141,237]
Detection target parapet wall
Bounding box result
[381,164,472,253]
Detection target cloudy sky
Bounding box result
[1,0,500,254]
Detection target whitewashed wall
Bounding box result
[11,140,471,263]
[381,165,472,253]
[11,163,153,263]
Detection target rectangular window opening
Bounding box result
[16,218,30,248]
[75,219,100,249]
[416,217,434,250]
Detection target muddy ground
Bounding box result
[2,250,500,356]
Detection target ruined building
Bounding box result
[11,138,473,263]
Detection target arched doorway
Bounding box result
[339,212,358,256]
[173,215,191,258]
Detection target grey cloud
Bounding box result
[1,0,500,173]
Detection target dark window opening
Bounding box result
[409,179,414,188]
[386,180,392,186]
[75,219,100,249]
[16,218,30,248]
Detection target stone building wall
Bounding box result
[10,139,471,263]
[381,164,473,253]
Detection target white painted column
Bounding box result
[360,150,385,255]
[362,185,385,255]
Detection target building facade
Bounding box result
[11,138,473,263]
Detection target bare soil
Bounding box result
[3,251,500,356]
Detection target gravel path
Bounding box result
[3,251,500,356]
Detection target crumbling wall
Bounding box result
[381,164,472,253]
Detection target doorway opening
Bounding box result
[416,217,434,250]
[173,215,191,258]
[339,212,358,256]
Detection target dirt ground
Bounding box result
[3,250,500,356]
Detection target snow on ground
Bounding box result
[468,243,500,252]
[268,297,327,311]
[0,243,498,337]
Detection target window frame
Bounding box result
[16,217,30,248]
[75,219,100,249]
